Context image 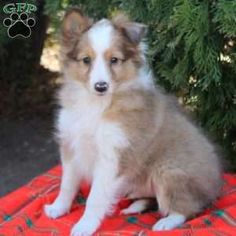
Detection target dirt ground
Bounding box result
[0,116,59,197]
[0,44,62,197]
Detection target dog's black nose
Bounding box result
[94,82,108,93]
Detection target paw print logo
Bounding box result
[3,12,36,38]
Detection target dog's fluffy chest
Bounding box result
[57,97,129,181]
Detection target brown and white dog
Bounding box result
[44,8,222,236]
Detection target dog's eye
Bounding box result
[82,57,91,65]
[110,57,118,65]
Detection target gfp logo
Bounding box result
[3,3,37,38]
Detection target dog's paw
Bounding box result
[44,202,69,219]
[70,218,99,236]
[152,213,185,231]
[120,199,151,215]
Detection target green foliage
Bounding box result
[0,0,235,167]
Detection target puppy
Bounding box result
[44,8,222,236]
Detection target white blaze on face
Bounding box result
[88,19,114,94]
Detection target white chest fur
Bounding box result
[57,95,129,181]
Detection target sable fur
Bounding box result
[107,88,222,216]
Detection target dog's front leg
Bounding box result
[45,158,80,219]
[71,160,123,236]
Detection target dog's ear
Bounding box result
[62,8,93,45]
[113,14,147,44]
[122,22,147,44]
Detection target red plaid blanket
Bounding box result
[0,166,236,235]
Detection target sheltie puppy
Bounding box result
[44,8,222,236]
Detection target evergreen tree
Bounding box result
[1,0,235,167]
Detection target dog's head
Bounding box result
[61,8,147,96]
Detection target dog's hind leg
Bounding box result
[152,170,207,231]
